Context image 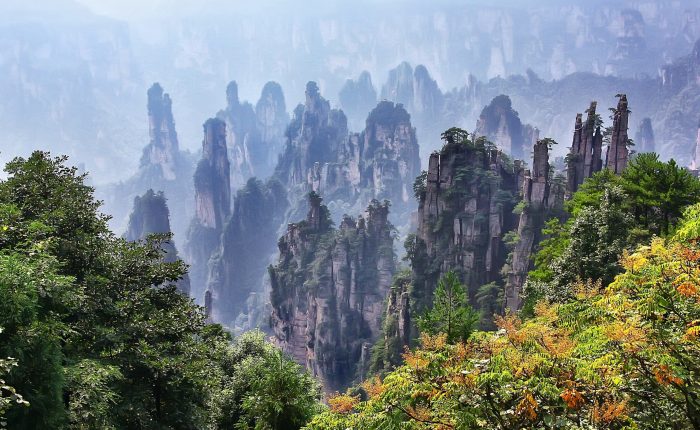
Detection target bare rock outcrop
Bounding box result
[276,84,420,227]
[270,194,395,393]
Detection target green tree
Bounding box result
[209,330,320,430]
[417,271,478,343]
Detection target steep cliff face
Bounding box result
[207,178,288,330]
[635,117,655,154]
[360,101,421,213]
[270,195,395,393]
[380,63,446,160]
[255,81,289,173]
[101,83,195,249]
[566,102,604,195]
[185,118,231,301]
[125,189,190,294]
[217,81,263,189]
[338,71,377,129]
[276,85,420,228]
[412,134,520,315]
[275,81,348,189]
[474,95,527,159]
[141,83,180,181]
[606,94,631,174]
[505,140,551,311]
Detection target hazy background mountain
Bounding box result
[2,0,699,184]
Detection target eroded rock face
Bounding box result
[276,81,347,188]
[566,102,604,195]
[217,81,263,189]
[505,140,550,311]
[474,95,527,159]
[635,117,655,154]
[412,137,520,318]
[185,118,231,301]
[125,189,190,294]
[606,94,631,174]
[103,84,195,250]
[207,178,288,329]
[270,195,395,393]
[255,81,289,174]
[142,83,180,181]
[276,85,420,228]
[361,101,421,212]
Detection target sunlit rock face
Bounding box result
[125,189,190,294]
[567,102,604,195]
[270,194,395,393]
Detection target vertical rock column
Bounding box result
[606,94,631,174]
[635,118,655,154]
[566,102,603,195]
[505,139,550,312]
[185,118,231,303]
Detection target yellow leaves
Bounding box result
[495,314,525,344]
[603,320,647,353]
[402,350,430,371]
[534,301,558,321]
[541,330,575,359]
[591,399,628,425]
[328,392,359,414]
[361,377,384,400]
[620,248,648,272]
[573,279,604,299]
[516,390,538,422]
[686,320,700,340]
[560,386,585,410]
[419,332,447,351]
[653,365,683,387]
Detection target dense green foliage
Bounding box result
[417,272,478,344]
[0,152,320,429]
